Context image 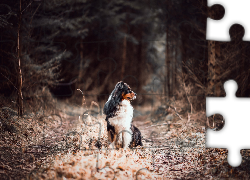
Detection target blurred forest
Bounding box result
[0,0,211,116]
[1,0,250,117]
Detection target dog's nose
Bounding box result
[134,93,137,96]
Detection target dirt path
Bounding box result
[0,105,82,180]
[1,103,250,179]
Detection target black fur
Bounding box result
[103,81,130,119]
[104,81,143,148]
[106,117,116,142]
[106,118,143,148]
[129,124,143,148]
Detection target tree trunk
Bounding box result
[165,28,168,99]
[239,42,247,96]
[214,42,221,96]
[207,7,221,97]
[173,39,177,96]
[171,37,177,97]
[17,0,23,117]
[77,41,84,89]
[207,41,221,96]
[121,24,127,80]
[137,31,143,93]
[165,27,171,101]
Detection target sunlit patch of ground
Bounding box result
[31,114,162,180]
[34,148,161,180]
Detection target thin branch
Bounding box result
[77,88,87,110]
[90,101,100,113]
[21,0,33,14]
[181,73,193,114]
[169,105,184,121]
[0,72,18,91]
[182,61,205,90]
[29,2,41,37]
[30,3,41,25]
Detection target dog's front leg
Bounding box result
[108,130,116,149]
[115,132,123,149]
[110,139,116,149]
[122,131,132,149]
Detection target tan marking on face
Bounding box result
[122,92,135,101]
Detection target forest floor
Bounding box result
[1,99,250,179]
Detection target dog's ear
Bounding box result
[117,81,124,89]
[104,82,124,116]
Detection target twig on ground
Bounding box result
[90,101,100,113]
[169,105,184,121]
[77,88,87,110]
[181,80,193,114]
[187,113,190,123]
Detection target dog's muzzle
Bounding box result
[132,92,137,100]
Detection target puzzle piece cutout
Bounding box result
[207,0,250,41]
[206,80,250,167]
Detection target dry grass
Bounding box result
[30,114,162,180]
[1,88,250,179]
[33,148,160,180]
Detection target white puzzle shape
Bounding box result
[207,0,250,41]
[206,80,250,167]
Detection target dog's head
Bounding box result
[115,81,136,101]
[104,81,136,117]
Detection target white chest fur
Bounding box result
[108,100,133,133]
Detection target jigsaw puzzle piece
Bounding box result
[207,0,250,41]
[206,80,250,167]
[207,24,249,97]
[207,113,225,131]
